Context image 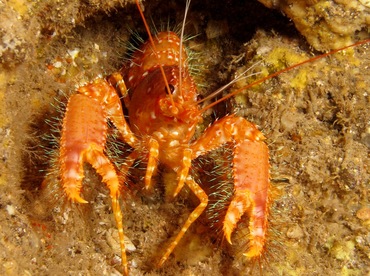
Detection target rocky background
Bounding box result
[1,0,369,275]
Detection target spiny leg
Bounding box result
[108,72,132,110]
[119,150,139,179]
[118,144,159,192]
[145,138,159,190]
[86,147,128,275]
[158,176,208,267]
[173,148,192,197]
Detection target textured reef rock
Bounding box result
[258,0,370,50]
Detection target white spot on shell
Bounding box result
[235,201,245,213]
[153,131,164,139]
[104,170,116,180]
[65,168,79,179]
[226,212,236,224]
[169,140,180,147]
[250,226,265,238]
[128,136,136,144]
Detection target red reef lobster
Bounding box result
[58,0,268,274]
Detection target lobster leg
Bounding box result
[145,138,159,190]
[159,175,208,267]
[120,150,139,179]
[158,148,207,266]
[190,114,270,259]
[85,149,128,275]
[173,148,192,197]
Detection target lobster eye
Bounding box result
[165,84,175,94]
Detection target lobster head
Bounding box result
[126,32,201,141]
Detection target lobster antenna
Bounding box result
[197,61,262,104]
[200,38,370,113]
[135,0,177,113]
[179,0,191,98]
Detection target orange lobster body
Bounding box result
[57,12,269,276]
[124,32,202,169]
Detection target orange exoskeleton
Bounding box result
[50,0,370,275]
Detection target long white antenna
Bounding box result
[179,0,191,98]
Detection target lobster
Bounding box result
[56,0,269,274]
